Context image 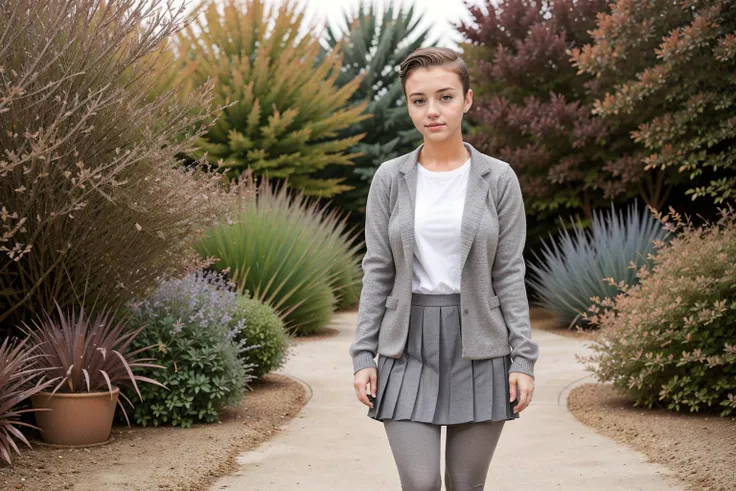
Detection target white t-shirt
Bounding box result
[411,157,471,294]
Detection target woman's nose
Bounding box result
[427,101,440,116]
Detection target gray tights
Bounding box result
[383,419,505,491]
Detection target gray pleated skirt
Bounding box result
[367,292,520,425]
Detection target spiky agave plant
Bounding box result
[526,201,671,329]
[21,302,167,425]
[0,336,57,465]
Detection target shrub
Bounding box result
[457,0,616,223]
[570,0,736,204]
[527,201,671,329]
[315,2,430,226]
[0,337,56,465]
[194,172,363,336]
[578,205,736,416]
[123,271,256,427]
[159,0,370,197]
[231,295,291,380]
[0,0,237,333]
[22,303,166,424]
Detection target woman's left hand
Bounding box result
[509,372,534,413]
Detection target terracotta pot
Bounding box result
[31,386,119,446]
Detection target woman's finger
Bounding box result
[519,392,528,412]
[521,388,532,411]
[353,368,376,408]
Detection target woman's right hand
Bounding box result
[353,367,377,408]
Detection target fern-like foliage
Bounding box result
[168,0,371,197]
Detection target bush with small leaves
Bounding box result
[230,295,292,380]
[579,205,736,417]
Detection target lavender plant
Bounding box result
[132,270,248,345]
[125,271,258,427]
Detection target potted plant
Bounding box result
[0,336,58,464]
[22,302,166,446]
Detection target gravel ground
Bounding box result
[0,372,308,491]
[567,373,736,491]
[532,305,735,491]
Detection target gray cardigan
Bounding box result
[349,142,539,379]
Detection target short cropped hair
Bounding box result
[399,47,470,98]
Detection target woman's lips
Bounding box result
[426,124,445,131]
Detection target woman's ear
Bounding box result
[464,89,473,113]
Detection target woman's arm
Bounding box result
[349,165,396,374]
[492,165,540,379]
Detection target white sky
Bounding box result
[170,0,489,49]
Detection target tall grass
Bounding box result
[195,171,363,336]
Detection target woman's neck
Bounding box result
[418,136,470,171]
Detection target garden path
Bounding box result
[210,310,687,490]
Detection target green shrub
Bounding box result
[314,2,430,229]
[194,172,363,336]
[161,0,369,198]
[527,201,671,329]
[578,205,736,417]
[122,271,254,428]
[329,239,364,310]
[231,295,291,380]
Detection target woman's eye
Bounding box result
[413,96,452,105]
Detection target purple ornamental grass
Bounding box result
[0,336,57,466]
[21,302,167,425]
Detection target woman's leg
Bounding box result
[444,420,506,491]
[383,419,442,491]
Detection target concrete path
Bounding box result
[210,311,687,490]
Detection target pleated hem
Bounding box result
[366,299,520,425]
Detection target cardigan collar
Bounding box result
[396,141,495,273]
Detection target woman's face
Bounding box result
[404,66,472,143]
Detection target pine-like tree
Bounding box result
[314,1,436,223]
[165,0,371,197]
[571,0,736,205]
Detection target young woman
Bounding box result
[349,47,540,491]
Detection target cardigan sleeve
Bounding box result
[492,165,540,379]
[348,165,396,374]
